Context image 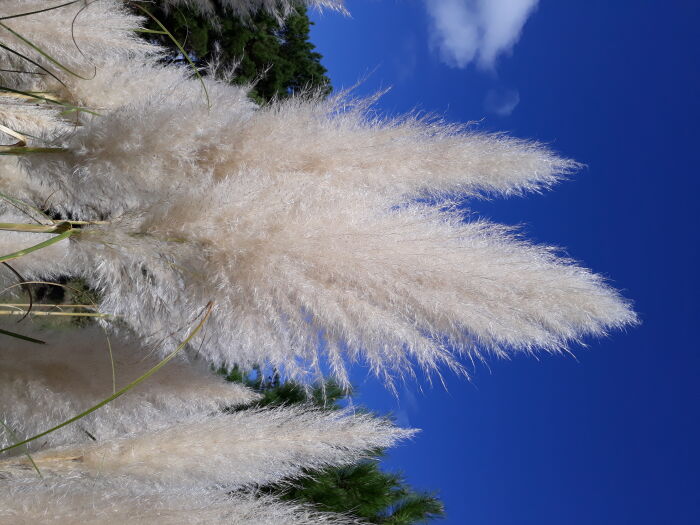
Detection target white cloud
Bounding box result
[425,0,539,69]
[484,87,520,116]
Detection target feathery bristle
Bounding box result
[0,480,364,525]
[1,406,414,488]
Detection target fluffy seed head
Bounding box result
[0,480,364,525]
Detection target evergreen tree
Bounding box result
[225,368,446,524]
[277,461,445,524]
[142,2,331,103]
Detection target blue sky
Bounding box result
[309,1,699,524]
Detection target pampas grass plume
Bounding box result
[0,481,364,525]
[1,406,414,488]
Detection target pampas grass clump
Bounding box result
[0,0,636,522]
[0,0,637,386]
[1,406,413,487]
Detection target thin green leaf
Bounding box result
[0,146,65,155]
[0,327,45,344]
[0,85,101,116]
[0,189,52,223]
[68,2,97,81]
[0,310,109,318]
[2,262,32,322]
[0,21,92,80]
[130,2,210,108]
[0,222,69,233]
[105,331,116,394]
[0,302,214,454]
[133,28,168,35]
[0,1,79,21]
[0,228,73,264]
[0,279,114,388]
[0,420,42,478]
[0,41,67,87]
[0,68,44,75]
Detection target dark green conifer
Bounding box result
[142,2,331,103]
[225,368,445,524]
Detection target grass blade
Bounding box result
[0,189,51,223]
[0,68,44,75]
[130,2,210,108]
[1,262,32,322]
[0,1,79,21]
[0,327,45,344]
[0,222,70,233]
[0,41,67,87]
[0,146,65,155]
[0,420,42,478]
[133,28,168,35]
[0,310,109,318]
[0,21,92,80]
[0,228,73,264]
[0,85,100,116]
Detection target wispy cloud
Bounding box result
[484,87,520,116]
[425,0,539,69]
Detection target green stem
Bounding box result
[0,228,73,264]
[0,1,79,21]
[0,21,92,80]
[0,420,41,478]
[0,327,45,344]
[0,222,71,233]
[130,2,210,109]
[0,146,66,155]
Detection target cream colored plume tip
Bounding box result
[1,407,415,489]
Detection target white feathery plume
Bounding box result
[1,2,635,391]
[7,91,635,387]
[21,77,256,218]
[24,91,576,220]
[0,0,158,92]
[208,93,579,201]
[0,479,364,525]
[63,168,635,387]
[0,326,259,452]
[56,59,252,113]
[0,406,414,487]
